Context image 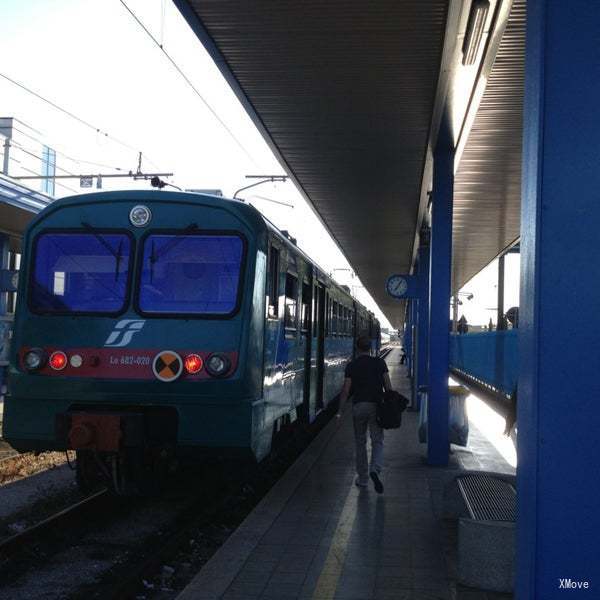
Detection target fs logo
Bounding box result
[104,319,146,348]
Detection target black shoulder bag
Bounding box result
[377,390,409,429]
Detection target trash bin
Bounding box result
[418,385,470,447]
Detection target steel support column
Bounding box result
[410,298,418,379]
[428,142,453,466]
[404,300,413,374]
[518,1,600,596]
[415,241,430,410]
[497,254,505,330]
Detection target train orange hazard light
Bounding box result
[184,354,203,374]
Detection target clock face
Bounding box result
[387,275,408,298]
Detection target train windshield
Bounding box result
[30,232,131,314]
[138,234,244,315]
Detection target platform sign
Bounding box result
[385,274,419,299]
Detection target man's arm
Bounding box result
[337,377,352,417]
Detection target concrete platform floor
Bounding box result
[176,347,515,600]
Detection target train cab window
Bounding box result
[139,233,244,315]
[284,273,298,330]
[30,232,132,314]
[301,282,311,332]
[268,246,279,318]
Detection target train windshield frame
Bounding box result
[29,230,133,315]
[136,231,246,318]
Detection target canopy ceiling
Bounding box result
[175,0,448,327]
[452,0,524,292]
[175,0,526,327]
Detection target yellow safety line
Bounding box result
[311,484,359,599]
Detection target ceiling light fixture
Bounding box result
[462,0,490,66]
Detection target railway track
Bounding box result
[0,405,335,599]
[0,489,109,557]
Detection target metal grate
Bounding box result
[457,474,516,522]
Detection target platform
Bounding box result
[177,348,514,600]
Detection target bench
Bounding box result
[443,470,516,593]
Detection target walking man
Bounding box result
[338,336,393,493]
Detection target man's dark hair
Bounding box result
[356,336,371,352]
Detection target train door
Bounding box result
[301,275,313,421]
[314,283,326,411]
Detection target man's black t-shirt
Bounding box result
[344,355,388,404]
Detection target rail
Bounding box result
[0,489,109,556]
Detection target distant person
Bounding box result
[457,315,469,335]
[399,347,406,364]
[338,336,393,494]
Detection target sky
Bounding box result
[0,0,519,329]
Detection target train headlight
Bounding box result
[23,348,47,371]
[49,351,68,371]
[205,353,230,377]
[70,354,83,368]
[129,205,152,227]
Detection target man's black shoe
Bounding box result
[370,471,384,494]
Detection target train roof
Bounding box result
[31,189,378,323]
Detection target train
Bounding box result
[3,190,380,493]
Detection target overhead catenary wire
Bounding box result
[0,71,161,169]
[10,125,127,172]
[118,0,258,168]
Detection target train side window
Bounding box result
[343,307,348,336]
[285,273,298,330]
[301,282,311,332]
[332,301,338,335]
[325,294,330,334]
[268,246,279,318]
[313,285,318,337]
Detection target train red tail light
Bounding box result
[49,351,67,371]
[184,354,203,374]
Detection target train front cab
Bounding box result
[4,190,379,492]
[4,191,270,491]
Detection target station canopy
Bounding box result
[175,0,524,327]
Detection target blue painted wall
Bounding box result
[449,331,518,396]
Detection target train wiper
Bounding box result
[81,222,122,280]
[149,223,199,265]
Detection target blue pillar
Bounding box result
[428,139,453,466]
[409,299,418,383]
[518,2,600,596]
[404,300,413,374]
[416,238,430,410]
